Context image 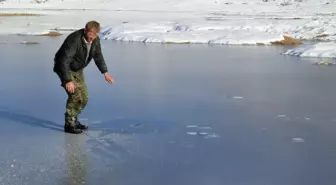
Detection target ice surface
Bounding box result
[1,36,336,184]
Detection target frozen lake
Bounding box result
[1,35,336,185]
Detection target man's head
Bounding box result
[84,21,100,42]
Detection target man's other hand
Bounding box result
[65,81,76,93]
[104,73,115,84]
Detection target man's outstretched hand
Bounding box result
[104,73,115,84]
[65,81,76,93]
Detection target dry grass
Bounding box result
[39,31,62,36]
[315,34,329,38]
[0,12,41,16]
[271,35,302,45]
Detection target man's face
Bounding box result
[84,28,98,42]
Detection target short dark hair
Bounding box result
[85,21,100,32]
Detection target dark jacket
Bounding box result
[53,28,108,83]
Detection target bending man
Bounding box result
[53,21,114,134]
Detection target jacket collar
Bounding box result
[83,36,92,44]
[79,29,95,60]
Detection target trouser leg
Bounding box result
[63,70,88,126]
[73,71,88,123]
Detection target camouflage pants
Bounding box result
[58,69,88,125]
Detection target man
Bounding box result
[54,21,114,134]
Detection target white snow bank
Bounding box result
[1,0,336,45]
[99,25,284,45]
[283,42,336,58]
[1,0,335,16]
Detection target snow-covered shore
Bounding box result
[1,0,336,57]
[283,42,336,58]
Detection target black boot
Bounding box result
[75,118,88,130]
[64,115,83,134]
[64,124,83,134]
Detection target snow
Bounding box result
[292,138,305,143]
[99,24,284,45]
[283,42,336,58]
[1,0,336,49]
